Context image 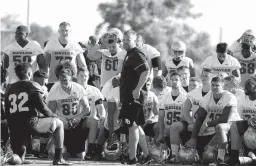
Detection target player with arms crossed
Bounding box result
[185,76,240,165]
[163,41,195,77]
[224,76,256,166]
[3,25,45,84]
[155,72,187,149]
[201,43,241,78]
[44,22,87,90]
[233,43,256,87]
[169,68,212,162]
[47,62,90,159]
[5,63,71,165]
[76,67,106,160]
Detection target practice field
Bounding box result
[2,158,194,166]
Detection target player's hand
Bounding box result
[188,124,194,132]
[146,119,153,124]
[112,76,120,88]
[132,88,141,99]
[199,123,208,133]
[185,138,196,148]
[72,117,82,128]
[155,135,164,144]
[1,119,7,127]
[248,117,256,128]
[51,113,59,119]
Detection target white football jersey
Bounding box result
[44,38,84,83]
[100,49,126,87]
[199,91,239,136]
[165,56,193,74]
[237,92,256,120]
[4,41,43,84]
[233,52,256,87]
[187,87,210,122]
[143,91,159,122]
[47,82,89,123]
[201,54,241,77]
[83,85,104,120]
[140,44,160,79]
[159,89,187,127]
[152,86,172,102]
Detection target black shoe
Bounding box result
[139,155,153,165]
[209,158,228,166]
[225,157,240,166]
[126,158,137,165]
[53,158,72,165]
[84,152,93,160]
[168,154,179,164]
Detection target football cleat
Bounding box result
[148,141,170,162]
[177,145,200,164]
[243,126,256,149]
[103,134,122,161]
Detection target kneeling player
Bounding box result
[5,63,71,165]
[169,69,212,162]
[76,67,106,160]
[155,72,187,152]
[185,76,241,165]
[47,62,90,159]
[224,76,256,166]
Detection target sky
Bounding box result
[1,0,256,45]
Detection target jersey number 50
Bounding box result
[13,55,32,66]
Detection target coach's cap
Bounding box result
[33,70,48,78]
[16,25,29,33]
[216,43,228,53]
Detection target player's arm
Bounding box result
[95,98,106,119]
[74,96,90,119]
[117,59,124,74]
[3,53,9,69]
[76,53,88,69]
[232,69,240,78]
[189,59,196,77]
[150,96,159,123]
[206,106,234,127]
[191,106,207,139]
[107,101,116,134]
[162,61,168,77]
[151,56,162,77]
[183,98,194,125]
[44,52,51,74]
[48,101,57,113]
[158,108,165,138]
[37,54,46,71]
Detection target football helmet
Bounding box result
[243,126,256,149]
[178,146,200,164]
[103,134,122,161]
[171,41,186,60]
[148,141,170,162]
[202,145,218,164]
[241,30,255,47]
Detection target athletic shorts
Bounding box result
[30,117,55,134]
[180,121,192,145]
[64,119,88,155]
[143,123,157,137]
[119,101,145,128]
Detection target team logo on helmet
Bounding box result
[103,134,122,161]
[178,146,200,164]
[148,141,170,162]
[171,41,186,60]
[244,126,256,149]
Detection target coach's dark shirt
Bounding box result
[120,47,149,104]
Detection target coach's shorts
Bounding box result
[64,119,87,155]
[196,134,215,158]
[119,101,145,128]
[179,121,192,145]
[143,123,157,137]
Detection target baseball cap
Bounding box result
[16,25,29,33]
[216,43,228,53]
[33,70,48,78]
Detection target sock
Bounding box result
[54,148,62,160]
[88,143,96,154]
[217,149,225,161]
[171,144,179,156]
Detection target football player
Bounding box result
[228,29,256,55]
[185,76,241,163]
[201,43,241,78]
[76,67,106,160]
[136,35,162,78]
[156,72,188,148]
[224,76,256,166]
[44,22,87,91]
[224,75,244,98]
[233,43,256,87]
[47,62,90,159]
[2,25,45,84]
[177,66,191,92]
[151,76,171,102]
[5,63,71,165]
[188,77,202,92]
[169,68,212,162]
[163,41,195,77]
[33,69,49,100]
